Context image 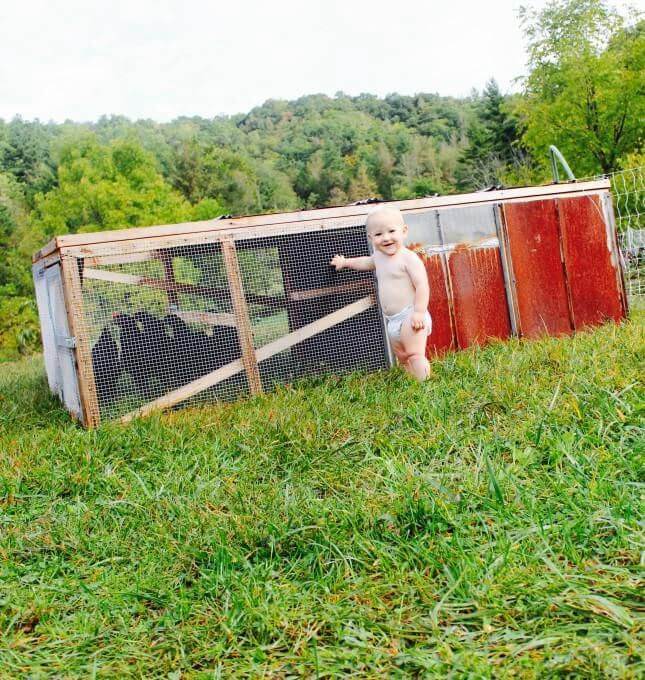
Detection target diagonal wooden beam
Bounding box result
[120,295,374,423]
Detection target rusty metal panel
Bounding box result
[423,253,455,356]
[438,205,511,349]
[557,195,626,328]
[447,245,512,349]
[503,200,573,338]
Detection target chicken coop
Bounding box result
[32,179,627,428]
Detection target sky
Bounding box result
[0,0,637,123]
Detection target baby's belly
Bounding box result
[378,287,416,316]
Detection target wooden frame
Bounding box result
[33,180,610,263]
[221,238,263,395]
[32,179,625,429]
[60,255,101,428]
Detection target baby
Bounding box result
[330,207,431,380]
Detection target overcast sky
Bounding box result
[0,0,637,123]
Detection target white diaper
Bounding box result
[385,305,432,342]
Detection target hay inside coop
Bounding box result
[32,179,627,427]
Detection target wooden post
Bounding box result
[159,251,179,307]
[60,255,101,428]
[221,238,263,395]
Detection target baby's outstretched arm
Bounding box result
[330,254,375,271]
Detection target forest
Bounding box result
[0,0,642,360]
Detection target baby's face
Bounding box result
[367,210,408,256]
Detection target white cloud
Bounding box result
[0,0,632,123]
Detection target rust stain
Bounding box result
[503,200,573,338]
[424,254,456,356]
[557,196,625,328]
[447,245,511,349]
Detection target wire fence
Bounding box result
[594,165,644,307]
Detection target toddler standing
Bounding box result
[331,207,431,380]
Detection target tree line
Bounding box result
[0,0,641,360]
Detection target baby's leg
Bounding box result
[398,317,431,380]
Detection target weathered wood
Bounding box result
[32,237,58,263]
[60,216,368,260]
[82,267,282,307]
[60,255,101,428]
[255,295,374,361]
[120,295,374,423]
[35,251,61,269]
[120,358,245,423]
[83,268,144,285]
[37,181,610,257]
[159,251,178,307]
[172,309,237,328]
[221,238,263,395]
[288,280,373,301]
[56,184,612,263]
[83,252,154,267]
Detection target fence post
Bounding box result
[221,238,263,395]
[60,254,101,428]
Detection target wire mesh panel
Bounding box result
[611,166,644,306]
[77,224,389,423]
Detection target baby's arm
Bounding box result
[330,254,375,271]
[405,251,430,330]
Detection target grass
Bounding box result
[0,315,643,677]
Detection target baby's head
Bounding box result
[366,207,408,256]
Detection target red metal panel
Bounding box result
[423,253,455,356]
[558,195,625,328]
[503,200,572,338]
[447,245,511,349]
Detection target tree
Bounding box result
[519,0,644,175]
[456,80,527,190]
[0,117,57,203]
[31,134,193,240]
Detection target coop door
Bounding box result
[44,264,82,420]
[33,262,61,395]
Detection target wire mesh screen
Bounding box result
[611,166,644,305]
[78,224,389,421]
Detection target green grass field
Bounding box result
[1,317,643,677]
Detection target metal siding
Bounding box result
[45,264,82,419]
[447,246,512,349]
[503,200,573,338]
[424,253,455,356]
[557,195,625,327]
[32,263,60,394]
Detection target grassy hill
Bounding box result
[0,316,642,677]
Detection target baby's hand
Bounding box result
[410,311,426,331]
[330,254,346,270]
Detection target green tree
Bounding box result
[519,0,644,175]
[457,81,526,189]
[0,117,58,203]
[31,134,193,240]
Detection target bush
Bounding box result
[0,296,40,361]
